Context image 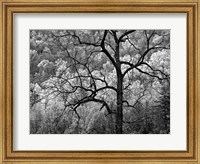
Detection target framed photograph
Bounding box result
[0,0,199,163]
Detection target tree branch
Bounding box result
[101,30,117,69]
[141,62,169,78]
[135,67,166,80]
[119,30,136,42]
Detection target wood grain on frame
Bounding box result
[0,0,199,163]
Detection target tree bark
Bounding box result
[115,72,123,134]
[114,38,123,134]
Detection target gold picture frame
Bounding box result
[0,0,199,163]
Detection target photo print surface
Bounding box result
[30,30,170,134]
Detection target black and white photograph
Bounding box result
[30,30,170,134]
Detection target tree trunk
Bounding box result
[113,71,123,134]
[112,33,123,134]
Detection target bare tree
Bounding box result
[32,30,170,134]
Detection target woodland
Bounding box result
[30,30,170,134]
